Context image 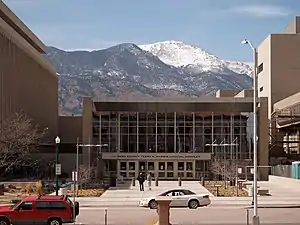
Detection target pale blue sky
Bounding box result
[3,0,299,61]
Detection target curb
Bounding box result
[80,205,138,208]
[245,205,300,209]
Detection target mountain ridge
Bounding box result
[45,41,253,115]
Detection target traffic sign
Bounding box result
[55,164,61,175]
[72,171,78,181]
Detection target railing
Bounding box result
[271,165,292,178]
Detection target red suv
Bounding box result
[0,195,79,225]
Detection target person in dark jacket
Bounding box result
[137,173,145,191]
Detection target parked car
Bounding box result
[139,189,211,209]
[0,195,79,225]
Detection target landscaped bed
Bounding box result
[67,187,107,197]
[0,181,54,204]
[205,180,249,197]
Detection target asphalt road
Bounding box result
[76,206,300,225]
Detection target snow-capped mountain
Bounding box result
[139,40,252,75]
[45,42,253,115]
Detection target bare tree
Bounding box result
[78,165,96,188]
[211,158,238,182]
[0,112,45,175]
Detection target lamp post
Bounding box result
[242,39,259,225]
[55,136,61,196]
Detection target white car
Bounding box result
[139,189,211,209]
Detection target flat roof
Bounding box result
[0,1,45,53]
[93,97,255,112]
[274,91,300,110]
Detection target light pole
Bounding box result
[75,140,108,196]
[55,136,61,196]
[242,39,259,225]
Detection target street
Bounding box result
[75,206,300,225]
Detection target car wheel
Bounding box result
[188,200,199,209]
[0,218,9,225]
[48,218,62,225]
[149,200,158,209]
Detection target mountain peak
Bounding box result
[139,40,252,75]
[139,40,225,72]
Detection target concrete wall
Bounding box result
[284,16,300,34]
[34,153,82,176]
[258,97,269,180]
[0,1,45,53]
[257,35,272,118]
[59,116,82,143]
[82,97,94,166]
[271,34,300,106]
[234,90,256,98]
[215,90,239,98]
[0,9,58,141]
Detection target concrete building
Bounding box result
[257,16,300,164]
[81,91,269,180]
[0,1,58,141]
[257,16,300,119]
[0,1,271,181]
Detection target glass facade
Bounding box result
[92,112,252,160]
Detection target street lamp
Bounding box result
[55,136,61,196]
[242,39,259,225]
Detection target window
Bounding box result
[259,86,264,92]
[36,201,50,210]
[19,202,33,210]
[159,162,165,170]
[50,202,67,210]
[36,201,66,210]
[120,162,127,170]
[257,63,263,74]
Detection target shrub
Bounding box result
[25,183,34,194]
[8,184,16,190]
[35,180,43,195]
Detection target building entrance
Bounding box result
[118,160,196,180]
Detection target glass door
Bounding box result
[147,162,155,177]
[158,162,166,178]
[128,161,136,178]
[139,161,146,176]
[166,162,174,179]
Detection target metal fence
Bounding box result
[271,165,292,178]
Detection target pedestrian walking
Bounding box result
[137,173,145,191]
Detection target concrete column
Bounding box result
[174,112,177,153]
[82,97,94,166]
[155,196,172,225]
[156,112,158,153]
[117,112,120,152]
[192,112,195,152]
[258,97,269,181]
[137,112,139,153]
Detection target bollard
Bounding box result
[132,178,135,186]
[246,209,249,225]
[201,177,205,186]
[104,209,108,225]
[155,177,159,186]
[156,196,172,225]
[178,177,182,186]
